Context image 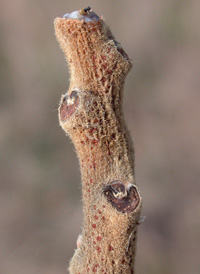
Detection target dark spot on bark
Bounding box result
[108,245,113,251]
[60,90,80,121]
[103,181,140,213]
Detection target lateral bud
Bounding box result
[59,90,80,121]
[103,181,140,213]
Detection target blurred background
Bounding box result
[0,0,200,273]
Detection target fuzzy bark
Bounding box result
[54,10,142,274]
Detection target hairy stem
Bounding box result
[54,7,142,274]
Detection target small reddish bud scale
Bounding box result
[60,91,80,121]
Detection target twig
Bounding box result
[54,7,142,274]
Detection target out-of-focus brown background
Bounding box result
[0,0,200,273]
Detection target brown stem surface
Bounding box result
[54,9,142,274]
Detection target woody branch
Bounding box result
[54,7,142,274]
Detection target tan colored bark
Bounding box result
[54,8,142,274]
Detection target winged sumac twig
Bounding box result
[54,7,142,274]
